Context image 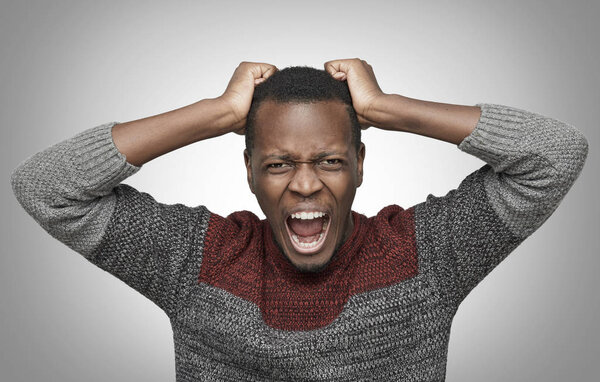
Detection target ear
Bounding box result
[243,149,255,194]
[356,143,365,188]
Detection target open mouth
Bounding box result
[284,211,331,254]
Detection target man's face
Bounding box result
[244,100,365,273]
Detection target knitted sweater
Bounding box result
[10,104,589,381]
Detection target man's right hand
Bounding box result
[218,61,279,134]
[111,61,278,167]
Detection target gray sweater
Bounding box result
[10,104,589,381]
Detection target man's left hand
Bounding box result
[324,58,387,129]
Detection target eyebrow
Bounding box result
[262,154,295,161]
[261,151,345,162]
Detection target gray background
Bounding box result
[2,0,598,381]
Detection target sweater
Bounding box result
[10,104,589,381]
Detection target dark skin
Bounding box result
[112,59,480,273]
[244,100,365,272]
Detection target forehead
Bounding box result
[253,100,353,159]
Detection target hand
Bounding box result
[324,58,387,129]
[218,61,279,134]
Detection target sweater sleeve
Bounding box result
[10,122,211,318]
[413,104,589,307]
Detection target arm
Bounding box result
[112,62,278,167]
[10,62,278,317]
[324,57,481,144]
[358,94,480,145]
[325,58,589,305]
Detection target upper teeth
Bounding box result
[291,211,326,220]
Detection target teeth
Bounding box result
[291,211,326,220]
[291,232,324,248]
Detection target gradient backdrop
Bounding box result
[2,1,599,381]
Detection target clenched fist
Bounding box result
[324,58,387,129]
[219,61,279,134]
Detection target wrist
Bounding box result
[189,97,241,137]
[212,95,247,133]
[366,94,414,131]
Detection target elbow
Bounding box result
[10,159,47,230]
[556,124,589,181]
[528,117,589,182]
[10,158,47,225]
[10,151,69,220]
[574,129,589,163]
[563,121,589,157]
[10,159,33,208]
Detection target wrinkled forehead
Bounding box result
[253,100,353,158]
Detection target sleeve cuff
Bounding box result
[457,103,534,165]
[69,121,142,192]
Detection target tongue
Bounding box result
[288,217,324,237]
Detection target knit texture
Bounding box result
[10,104,589,381]
[199,206,418,331]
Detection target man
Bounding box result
[11,58,589,380]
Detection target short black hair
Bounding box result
[245,66,361,155]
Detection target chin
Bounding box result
[288,255,332,273]
[284,244,342,274]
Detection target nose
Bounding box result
[288,163,324,197]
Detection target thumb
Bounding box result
[324,60,349,81]
[251,63,278,82]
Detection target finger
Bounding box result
[324,58,361,71]
[252,63,278,81]
[334,72,346,81]
[324,64,346,82]
[324,59,346,77]
[246,64,277,88]
[324,58,360,80]
[261,64,278,79]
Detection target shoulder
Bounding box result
[203,209,265,256]
[357,204,418,257]
[206,209,264,238]
[349,205,419,291]
[366,204,416,235]
[200,209,265,284]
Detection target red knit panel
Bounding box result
[198,205,418,331]
[198,211,264,304]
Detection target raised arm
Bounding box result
[325,58,589,305]
[10,62,278,317]
[324,57,481,144]
[112,62,278,167]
